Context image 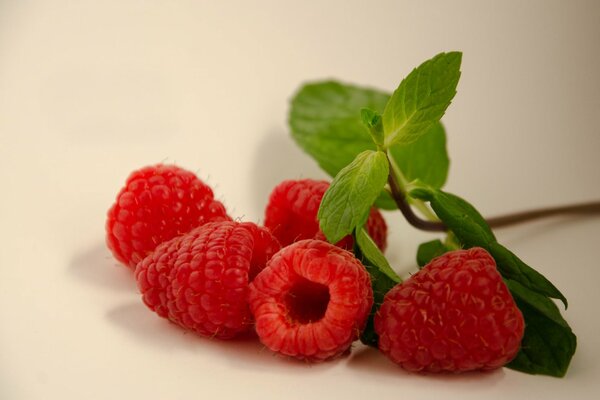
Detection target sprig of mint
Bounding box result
[288,51,576,377]
[290,81,450,210]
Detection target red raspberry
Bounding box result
[106,164,230,268]
[264,179,387,251]
[375,247,525,373]
[135,221,280,339]
[248,240,373,361]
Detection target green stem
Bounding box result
[386,150,439,222]
[386,152,447,232]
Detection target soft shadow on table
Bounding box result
[107,301,336,374]
[348,345,505,386]
[68,241,136,292]
[249,129,325,220]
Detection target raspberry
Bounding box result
[135,221,280,339]
[264,179,387,251]
[106,164,230,268]
[248,240,373,361]
[375,247,524,373]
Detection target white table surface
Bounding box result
[1,1,599,399]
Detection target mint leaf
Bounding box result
[416,239,449,267]
[318,150,389,243]
[289,80,451,211]
[489,242,568,308]
[389,122,449,189]
[507,284,577,377]
[410,188,567,306]
[355,227,401,283]
[360,108,384,147]
[354,228,400,346]
[506,279,570,328]
[288,81,450,186]
[382,52,461,147]
[289,81,388,176]
[410,188,496,243]
[360,107,382,131]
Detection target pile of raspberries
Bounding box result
[106,164,524,373]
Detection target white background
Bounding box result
[1,1,599,399]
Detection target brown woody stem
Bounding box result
[386,155,600,232]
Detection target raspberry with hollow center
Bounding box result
[249,240,373,361]
[264,179,387,251]
[375,247,525,373]
[135,220,280,339]
[106,164,230,269]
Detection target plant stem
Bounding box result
[485,201,600,228]
[385,153,600,232]
[386,150,440,221]
[386,160,446,232]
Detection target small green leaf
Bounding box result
[490,242,568,308]
[354,228,400,346]
[318,150,389,243]
[506,279,576,376]
[289,81,388,176]
[410,187,496,243]
[360,108,381,130]
[355,227,401,283]
[382,52,462,147]
[389,122,450,189]
[506,279,569,328]
[416,239,449,267]
[360,108,384,147]
[507,286,577,377]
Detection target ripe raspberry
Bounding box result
[375,247,524,373]
[135,221,280,339]
[106,164,230,268]
[248,240,373,361]
[264,179,387,251]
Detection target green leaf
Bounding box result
[289,80,388,176]
[507,285,577,377]
[410,188,496,244]
[355,227,401,283]
[318,150,389,243]
[506,279,569,328]
[289,80,452,212]
[389,122,449,189]
[410,187,567,307]
[354,228,400,346]
[382,52,462,147]
[360,107,381,127]
[490,242,568,309]
[416,239,449,267]
[360,108,384,147]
